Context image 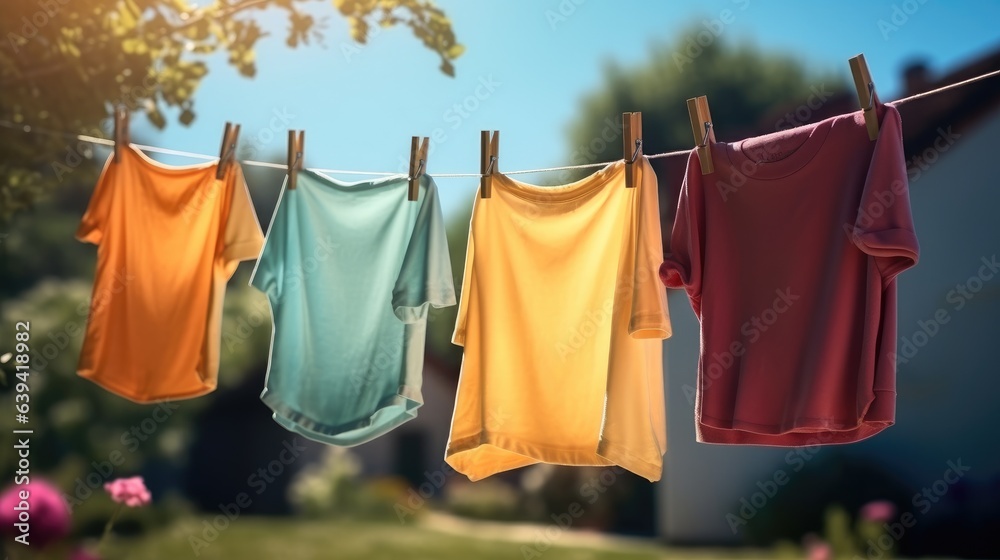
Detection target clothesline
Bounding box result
[0,121,689,177]
[2,67,997,178]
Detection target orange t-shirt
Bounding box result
[76,145,264,402]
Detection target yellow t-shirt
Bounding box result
[446,157,671,482]
[76,145,264,402]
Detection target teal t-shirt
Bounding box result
[250,170,456,446]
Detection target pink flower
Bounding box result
[860,499,897,523]
[0,479,71,548]
[70,546,102,560]
[104,477,151,508]
[806,541,832,560]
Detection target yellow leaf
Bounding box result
[118,5,137,29]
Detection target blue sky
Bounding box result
[137,0,1000,215]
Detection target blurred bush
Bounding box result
[288,447,361,516]
[287,447,404,521]
[736,453,911,547]
[441,479,520,522]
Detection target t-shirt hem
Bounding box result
[445,431,662,482]
[629,313,672,340]
[222,239,265,265]
[77,369,216,403]
[658,264,702,315]
[392,288,458,323]
[596,438,664,482]
[696,399,895,446]
[852,228,919,259]
[75,229,101,246]
[262,384,422,447]
[272,407,417,447]
[658,261,688,289]
[852,228,919,285]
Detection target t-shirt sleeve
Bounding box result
[659,151,706,316]
[249,178,288,301]
[392,176,458,324]
[76,154,116,245]
[221,164,265,267]
[629,158,672,339]
[850,105,919,286]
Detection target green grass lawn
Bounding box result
[103,516,782,560]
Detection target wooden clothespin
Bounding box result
[622,112,643,188]
[687,96,716,174]
[287,130,305,190]
[480,130,499,199]
[408,136,429,201]
[216,122,241,180]
[850,53,880,141]
[113,105,129,163]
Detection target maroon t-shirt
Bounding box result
[661,105,918,446]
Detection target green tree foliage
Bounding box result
[565,31,847,173]
[0,271,272,478]
[0,0,462,217]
